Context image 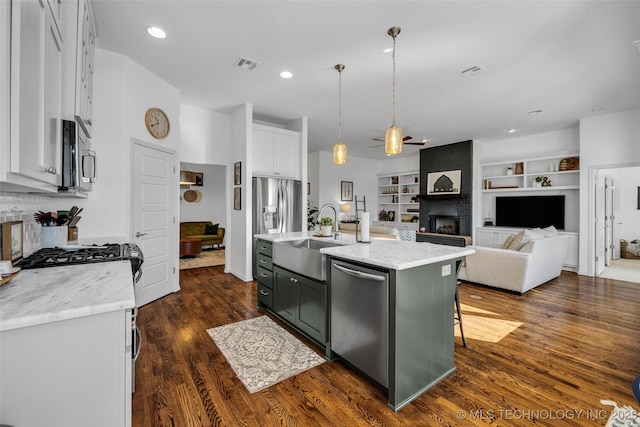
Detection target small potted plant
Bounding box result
[535,176,544,187]
[319,217,334,236]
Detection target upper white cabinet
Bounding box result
[8,0,63,188]
[252,125,300,179]
[74,0,95,137]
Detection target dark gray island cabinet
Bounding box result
[254,233,474,412]
[255,238,327,346]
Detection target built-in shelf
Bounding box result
[376,171,420,230]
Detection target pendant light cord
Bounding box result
[391,33,396,127]
[338,66,343,141]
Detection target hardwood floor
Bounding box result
[133,267,640,426]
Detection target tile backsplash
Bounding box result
[0,192,51,258]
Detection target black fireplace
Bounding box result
[428,215,460,235]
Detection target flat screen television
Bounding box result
[495,195,565,230]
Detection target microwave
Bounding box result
[60,120,96,193]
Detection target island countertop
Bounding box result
[254,231,474,270]
[0,261,135,332]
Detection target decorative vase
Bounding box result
[321,225,332,236]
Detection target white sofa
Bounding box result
[459,231,568,294]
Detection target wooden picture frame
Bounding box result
[426,170,461,195]
[193,172,203,187]
[1,221,23,262]
[341,181,353,201]
[234,187,241,210]
[234,162,241,186]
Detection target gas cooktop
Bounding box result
[16,243,143,274]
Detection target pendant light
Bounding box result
[385,27,403,155]
[333,64,347,164]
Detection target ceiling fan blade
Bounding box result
[405,142,425,146]
[370,144,384,148]
[373,135,413,142]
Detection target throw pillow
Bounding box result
[542,225,559,236]
[506,230,526,250]
[519,241,535,253]
[205,223,219,235]
[502,233,516,249]
[522,227,545,244]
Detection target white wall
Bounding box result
[50,49,181,244]
[227,104,252,281]
[180,104,231,166]
[179,163,227,230]
[579,107,640,275]
[314,151,383,220]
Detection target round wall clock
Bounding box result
[145,108,170,139]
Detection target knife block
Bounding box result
[68,226,78,242]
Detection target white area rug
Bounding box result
[601,400,640,427]
[207,316,325,393]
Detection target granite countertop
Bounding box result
[255,231,474,270]
[0,261,136,332]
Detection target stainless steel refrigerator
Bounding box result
[252,177,302,278]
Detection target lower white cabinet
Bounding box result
[0,309,132,427]
[475,227,578,270]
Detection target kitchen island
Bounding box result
[0,261,136,427]
[254,231,474,411]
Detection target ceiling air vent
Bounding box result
[234,56,260,70]
[460,65,485,77]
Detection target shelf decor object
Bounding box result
[1,221,23,262]
[558,156,579,171]
[333,64,347,165]
[384,27,403,155]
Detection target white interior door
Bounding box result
[132,142,179,306]
[595,173,606,276]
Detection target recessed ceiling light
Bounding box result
[527,109,545,115]
[146,26,166,39]
[280,71,293,79]
[383,48,393,53]
[420,138,430,143]
[506,128,516,133]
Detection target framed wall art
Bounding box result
[1,220,23,262]
[193,172,203,186]
[234,162,242,186]
[341,181,353,201]
[426,170,461,195]
[234,187,242,210]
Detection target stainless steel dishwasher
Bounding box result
[330,259,389,388]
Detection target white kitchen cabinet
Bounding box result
[475,226,578,270]
[74,0,95,137]
[9,0,63,188]
[0,309,133,427]
[253,124,300,179]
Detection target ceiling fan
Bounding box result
[370,136,426,148]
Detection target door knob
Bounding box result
[135,232,148,237]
